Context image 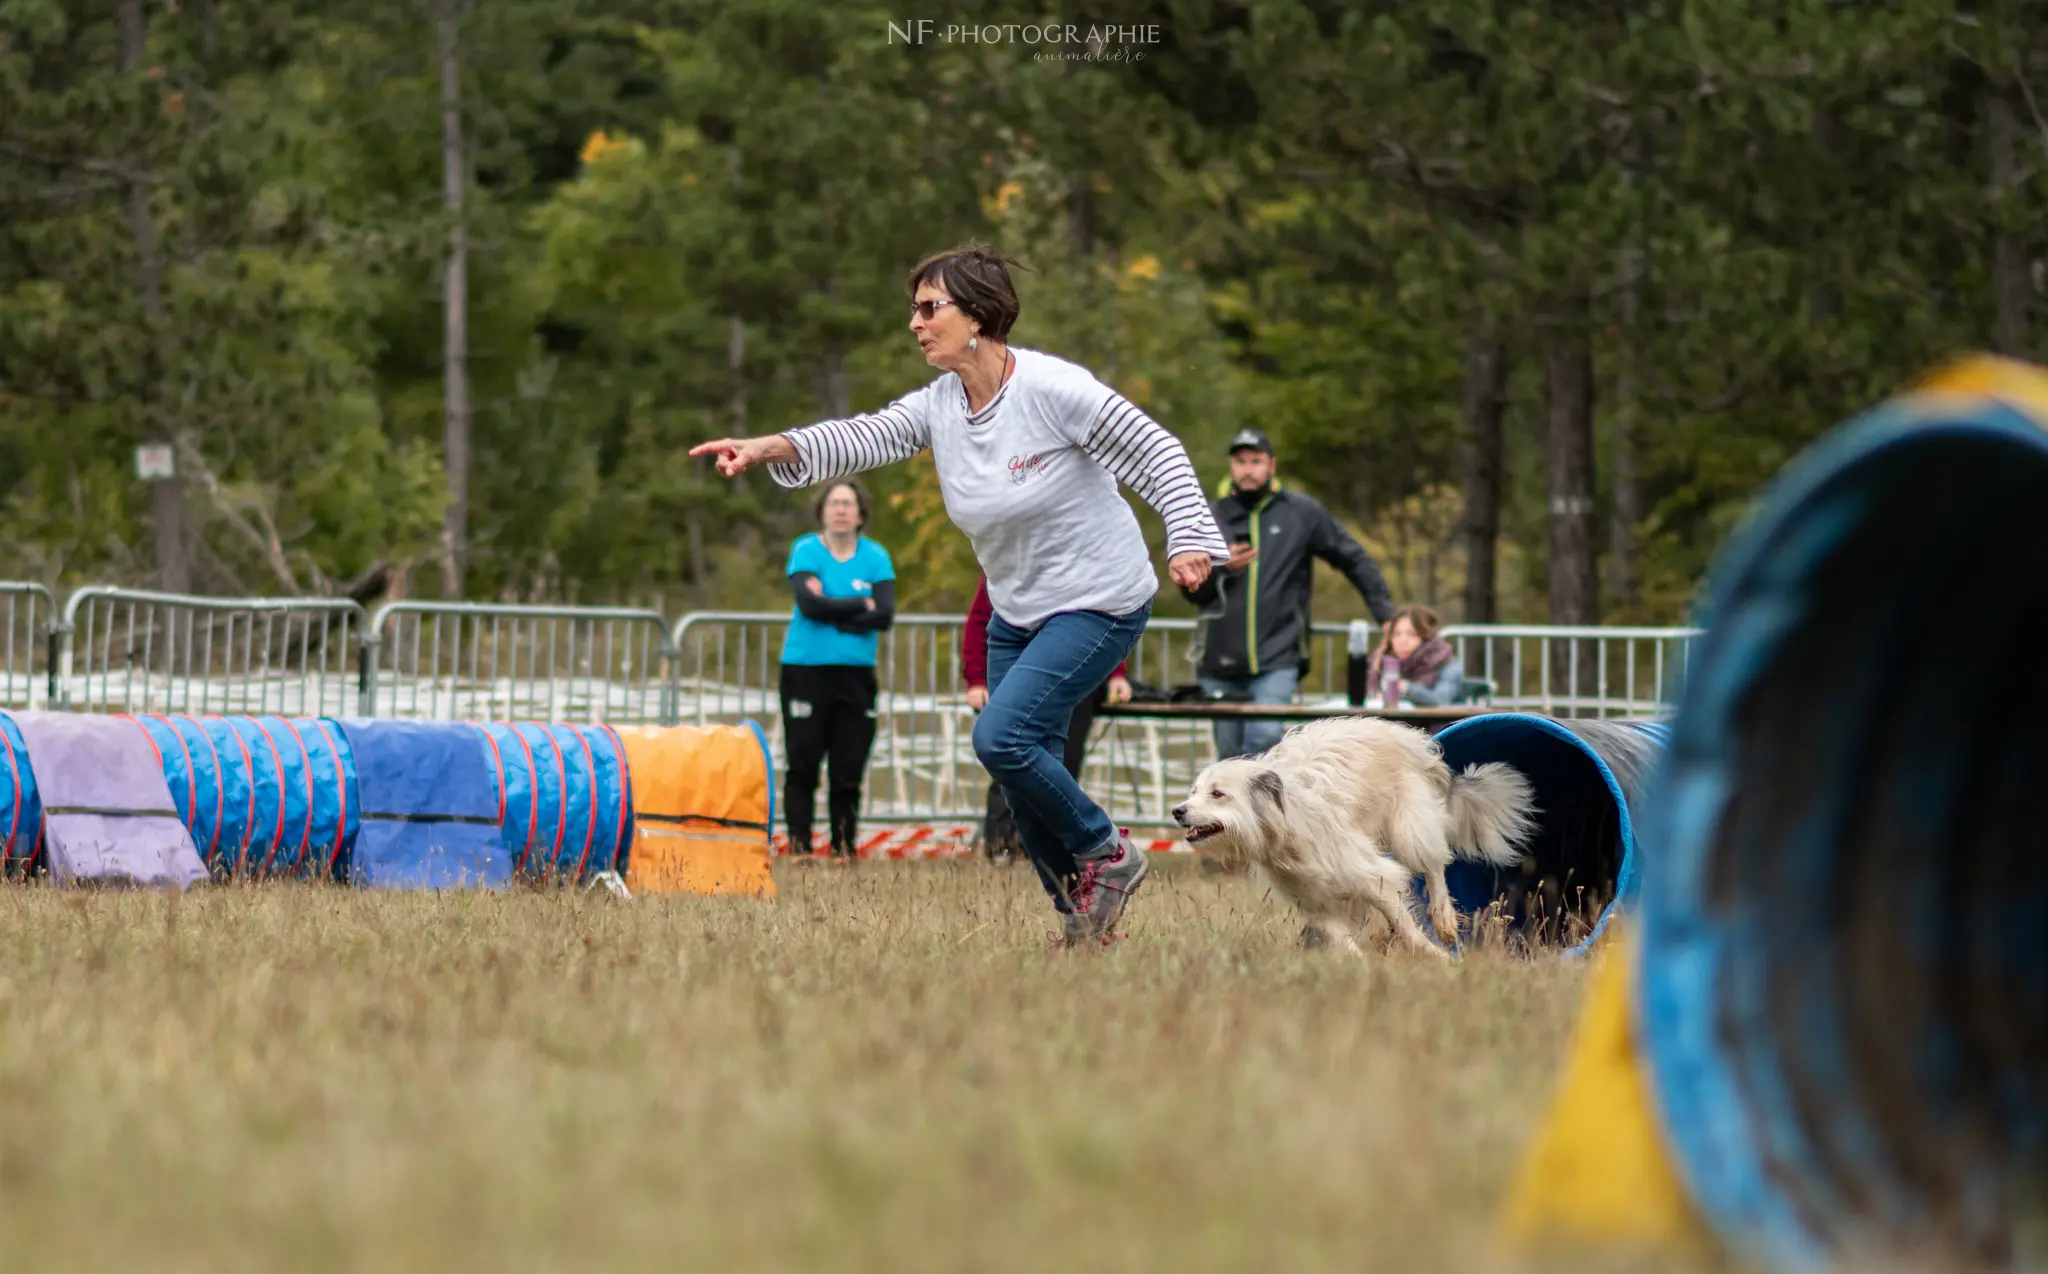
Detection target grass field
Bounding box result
[0,857,1730,1274]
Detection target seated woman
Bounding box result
[1366,603,1464,707]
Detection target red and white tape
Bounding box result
[773,825,1193,859]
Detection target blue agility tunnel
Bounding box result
[130,714,232,876]
[251,716,321,878]
[477,722,632,885]
[291,717,359,881]
[0,712,43,876]
[131,714,360,880]
[192,717,259,874]
[1433,713,1670,952]
[223,716,294,876]
[334,719,512,889]
[1633,358,2048,1271]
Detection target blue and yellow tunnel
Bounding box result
[1501,355,2048,1272]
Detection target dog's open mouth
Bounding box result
[1184,822,1225,844]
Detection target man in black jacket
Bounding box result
[1180,428,1396,758]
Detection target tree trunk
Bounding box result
[726,146,749,440]
[1988,86,2029,358]
[1458,313,1507,625]
[119,0,191,594]
[1543,302,1599,713]
[1609,125,1647,617]
[1609,246,1643,617]
[728,312,755,553]
[821,341,848,420]
[437,0,471,598]
[723,148,753,550]
[728,315,749,436]
[1070,174,1108,373]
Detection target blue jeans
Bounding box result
[976,602,1150,913]
[1200,666,1300,759]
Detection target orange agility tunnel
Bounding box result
[614,721,777,898]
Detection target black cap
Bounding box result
[1227,427,1274,456]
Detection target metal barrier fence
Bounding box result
[1439,625,1697,717]
[671,611,1704,831]
[58,588,365,717]
[0,583,57,711]
[668,612,1323,829]
[672,612,996,830]
[5,580,1702,833]
[361,602,674,723]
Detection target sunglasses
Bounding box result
[909,298,957,321]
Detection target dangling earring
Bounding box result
[969,334,979,351]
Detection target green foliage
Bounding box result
[4,0,2044,623]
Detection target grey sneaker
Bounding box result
[1068,830,1148,943]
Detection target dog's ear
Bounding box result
[1250,769,1284,814]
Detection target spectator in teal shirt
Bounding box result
[779,480,895,859]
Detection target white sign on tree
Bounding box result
[135,444,175,481]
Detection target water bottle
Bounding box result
[1345,620,1373,706]
[1381,655,1404,708]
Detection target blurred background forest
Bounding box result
[4,1,2044,625]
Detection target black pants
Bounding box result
[780,663,879,856]
[981,680,1105,860]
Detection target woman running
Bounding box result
[691,243,1226,945]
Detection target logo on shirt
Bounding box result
[1006,453,1048,485]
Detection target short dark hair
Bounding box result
[813,479,871,529]
[907,243,1024,341]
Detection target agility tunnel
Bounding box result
[612,722,775,897]
[1501,354,2048,1272]
[0,709,771,895]
[333,719,520,889]
[0,710,206,888]
[0,712,43,877]
[477,722,634,886]
[126,714,359,880]
[1432,713,1669,950]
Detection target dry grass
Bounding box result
[0,858,1731,1274]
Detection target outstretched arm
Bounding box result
[1079,391,1230,588]
[691,388,931,487]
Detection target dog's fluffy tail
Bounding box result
[1446,763,1538,867]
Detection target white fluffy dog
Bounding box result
[1171,716,1538,958]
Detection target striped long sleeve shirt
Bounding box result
[768,346,1228,628]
